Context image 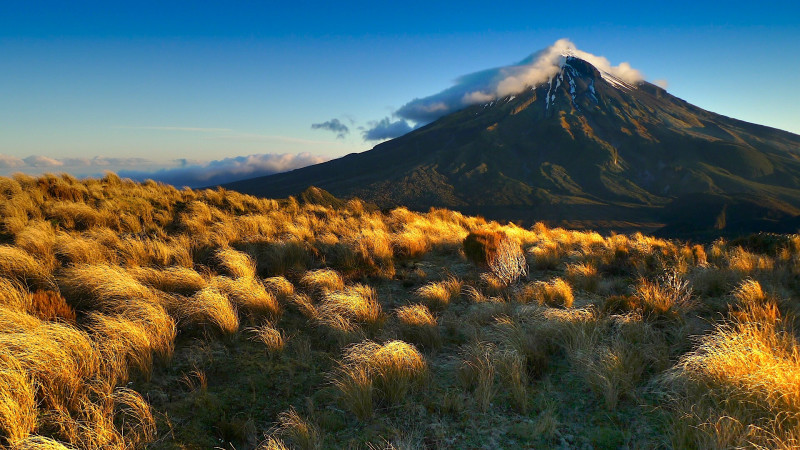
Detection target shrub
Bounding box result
[395,304,440,349]
[464,230,527,284]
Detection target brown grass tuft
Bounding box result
[414,276,462,311]
[395,304,440,349]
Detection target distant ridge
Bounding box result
[224,57,800,238]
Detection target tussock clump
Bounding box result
[565,262,600,292]
[333,340,427,418]
[300,269,344,297]
[263,276,295,302]
[395,304,440,349]
[215,248,257,278]
[215,276,281,321]
[525,278,574,308]
[177,287,239,335]
[275,407,321,450]
[127,266,206,295]
[457,341,497,412]
[0,278,32,311]
[317,284,384,335]
[0,355,38,446]
[0,246,53,289]
[633,272,694,321]
[527,241,562,270]
[414,277,462,310]
[249,325,286,356]
[661,300,800,448]
[58,264,156,309]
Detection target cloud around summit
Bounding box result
[362,38,646,139]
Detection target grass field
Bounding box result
[0,172,799,448]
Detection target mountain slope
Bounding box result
[225,57,800,236]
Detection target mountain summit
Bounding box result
[225,56,800,237]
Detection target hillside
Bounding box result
[225,57,800,237]
[0,173,799,448]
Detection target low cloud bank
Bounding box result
[119,152,328,188]
[362,38,645,139]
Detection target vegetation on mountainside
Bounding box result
[0,172,799,448]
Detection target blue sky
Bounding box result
[1,1,799,184]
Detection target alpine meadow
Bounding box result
[3,2,800,449]
[0,173,799,447]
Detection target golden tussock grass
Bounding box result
[275,407,321,450]
[215,248,258,278]
[523,278,574,308]
[565,262,600,293]
[58,264,156,310]
[176,287,239,335]
[0,245,53,290]
[0,355,38,446]
[127,266,206,296]
[414,276,462,310]
[632,272,694,320]
[249,325,286,356]
[317,284,384,335]
[395,304,440,349]
[215,275,281,321]
[662,300,800,448]
[263,276,295,302]
[333,340,427,418]
[300,269,344,297]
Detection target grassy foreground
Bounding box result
[0,173,799,448]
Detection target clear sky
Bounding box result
[1,1,799,185]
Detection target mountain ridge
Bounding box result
[224,56,800,237]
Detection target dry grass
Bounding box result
[662,299,800,448]
[395,304,440,349]
[524,278,574,308]
[300,269,345,297]
[414,276,462,310]
[215,275,281,321]
[333,340,427,418]
[317,284,384,335]
[275,407,321,450]
[176,287,239,335]
[3,173,800,447]
[249,325,286,356]
[127,266,206,296]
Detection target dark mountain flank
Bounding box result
[225,57,800,237]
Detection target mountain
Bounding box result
[224,56,800,237]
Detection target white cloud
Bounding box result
[23,155,64,167]
[0,154,25,168]
[390,38,645,125]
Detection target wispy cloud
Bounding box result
[0,153,152,169]
[119,152,328,188]
[311,118,350,139]
[114,126,234,132]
